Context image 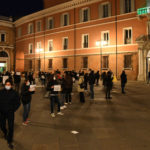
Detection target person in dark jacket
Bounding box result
[95,71,100,85]
[13,72,21,93]
[0,79,20,149]
[88,70,95,100]
[21,79,33,125]
[64,72,73,104]
[105,71,113,99]
[47,74,63,117]
[120,70,127,94]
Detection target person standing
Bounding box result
[13,72,21,93]
[88,70,95,100]
[47,74,63,117]
[0,79,20,149]
[78,72,85,103]
[105,71,113,99]
[95,71,100,85]
[120,70,127,94]
[21,79,33,125]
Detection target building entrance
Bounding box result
[0,51,9,73]
[0,62,7,73]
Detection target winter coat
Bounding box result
[64,75,73,92]
[88,72,95,85]
[47,79,59,95]
[0,88,20,113]
[121,72,127,87]
[105,73,113,89]
[21,83,32,105]
[78,76,84,92]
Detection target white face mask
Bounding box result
[5,86,11,90]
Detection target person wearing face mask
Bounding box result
[0,79,20,149]
[20,79,33,125]
[47,74,63,117]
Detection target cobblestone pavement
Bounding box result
[1,80,150,150]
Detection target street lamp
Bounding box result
[36,48,43,71]
[96,41,108,74]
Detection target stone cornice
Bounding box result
[14,0,102,27]
[0,20,14,28]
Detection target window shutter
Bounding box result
[99,4,103,18]
[67,14,70,25]
[131,0,135,12]
[108,2,112,17]
[120,0,124,14]
[88,8,90,21]
[79,9,82,22]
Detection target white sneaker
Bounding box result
[63,105,67,109]
[57,112,64,115]
[51,113,55,117]
[60,106,64,110]
[64,103,68,105]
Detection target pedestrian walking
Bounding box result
[47,74,63,117]
[95,71,100,85]
[105,71,113,99]
[0,79,20,149]
[120,70,127,94]
[78,72,85,103]
[20,79,33,125]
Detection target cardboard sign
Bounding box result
[16,72,21,75]
[30,84,36,91]
[54,85,61,91]
[3,76,9,84]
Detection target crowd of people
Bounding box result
[0,69,128,149]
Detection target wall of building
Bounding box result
[15,0,148,80]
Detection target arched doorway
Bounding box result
[0,51,9,73]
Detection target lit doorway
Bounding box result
[0,62,7,73]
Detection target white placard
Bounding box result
[30,84,36,91]
[54,85,61,91]
[3,76,9,84]
[16,72,21,75]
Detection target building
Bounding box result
[0,16,15,73]
[14,0,150,80]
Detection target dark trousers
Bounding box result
[0,112,14,143]
[65,90,72,103]
[23,103,31,122]
[14,83,20,93]
[105,87,111,98]
[79,92,85,103]
[50,96,60,113]
[89,84,94,99]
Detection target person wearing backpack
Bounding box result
[78,72,85,103]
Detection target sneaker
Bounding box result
[26,118,31,123]
[64,102,68,105]
[57,112,64,116]
[8,143,14,149]
[51,113,55,117]
[22,121,28,126]
[63,105,67,109]
[60,106,64,110]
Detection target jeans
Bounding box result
[90,84,94,99]
[65,91,72,103]
[50,96,60,113]
[0,112,14,143]
[23,103,31,122]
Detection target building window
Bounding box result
[101,31,109,45]
[80,8,90,22]
[124,55,132,69]
[99,2,111,18]
[0,33,6,42]
[83,57,88,69]
[17,28,22,37]
[61,13,69,26]
[82,34,89,48]
[63,58,68,69]
[120,0,135,14]
[102,56,109,69]
[63,37,68,50]
[29,60,32,70]
[48,59,53,69]
[48,17,54,29]
[36,21,41,32]
[124,28,132,44]
[48,40,53,51]
[29,43,33,54]
[28,23,34,34]
[37,42,41,49]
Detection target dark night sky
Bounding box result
[0,0,43,20]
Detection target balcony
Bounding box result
[137,7,150,16]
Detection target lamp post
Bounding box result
[96,41,107,74]
[36,48,43,72]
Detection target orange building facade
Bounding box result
[14,0,150,80]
